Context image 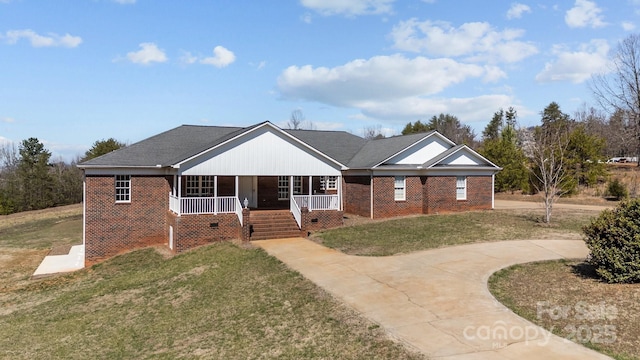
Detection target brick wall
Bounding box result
[342,175,493,219]
[301,208,344,232]
[372,176,424,218]
[85,175,170,264]
[424,176,493,214]
[168,212,241,253]
[343,176,371,217]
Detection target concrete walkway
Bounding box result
[253,238,612,359]
[32,244,85,278]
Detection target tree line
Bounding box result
[0,138,124,215]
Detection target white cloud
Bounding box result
[358,95,516,123]
[3,29,82,48]
[179,51,198,65]
[126,42,167,65]
[113,0,136,3]
[277,54,514,123]
[200,46,236,68]
[1,117,15,123]
[278,54,495,106]
[300,0,394,16]
[622,21,636,31]
[536,39,610,84]
[506,3,531,19]
[390,19,538,63]
[565,0,607,28]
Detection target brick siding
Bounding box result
[343,175,493,219]
[85,175,170,265]
[372,176,424,218]
[343,176,371,217]
[167,212,241,253]
[301,208,344,232]
[424,176,493,214]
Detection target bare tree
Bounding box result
[591,33,640,164]
[286,109,316,130]
[529,102,572,223]
[362,125,385,140]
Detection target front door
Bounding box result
[239,176,257,208]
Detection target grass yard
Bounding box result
[315,208,599,256]
[489,260,640,360]
[0,207,422,359]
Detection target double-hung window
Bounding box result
[293,176,303,195]
[278,176,289,200]
[115,175,131,203]
[321,176,338,191]
[185,176,215,197]
[394,176,406,201]
[456,176,467,200]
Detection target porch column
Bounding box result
[235,176,239,198]
[289,175,293,200]
[214,176,218,214]
[308,176,312,196]
[177,175,182,216]
[338,175,343,211]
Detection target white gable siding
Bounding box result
[180,126,341,176]
[442,151,484,166]
[387,137,451,165]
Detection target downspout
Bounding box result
[492,173,495,209]
[370,171,374,219]
[82,173,86,247]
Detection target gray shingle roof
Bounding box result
[78,122,492,171]
[284,129,367,165]
[79,124,248,167]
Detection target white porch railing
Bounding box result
[293,195,339,211]
[290,196,302,228]
[169,195,243,225]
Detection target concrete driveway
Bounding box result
[253,238,611,359]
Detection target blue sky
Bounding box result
[1,0,638,161]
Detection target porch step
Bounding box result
[250,210,303,240]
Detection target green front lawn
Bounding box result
[316,208,598,256]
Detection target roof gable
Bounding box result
[178,122,344,176]
[424,145,500,169]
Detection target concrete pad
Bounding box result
[33,244,85,277]
[252,238,612,359]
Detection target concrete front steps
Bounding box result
[249,210,303,240]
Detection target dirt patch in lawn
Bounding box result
[489,260,640,360]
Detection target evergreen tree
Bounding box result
[403,114,476,146]
[17,138,54,211]
[480,108,529,193]
[82,138,126,162]
[566,124,607,187]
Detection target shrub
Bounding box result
[607,178,628,200]
[583,199,640,283]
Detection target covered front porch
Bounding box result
[168,175,342,228]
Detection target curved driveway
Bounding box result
[252,236,612,359]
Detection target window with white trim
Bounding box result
[115,175,131,203]
[185,176,215,197]
[394,176,406,201]
[200,176,214,196]
[321,176,338,190]
[185,176,200,197]
[456,176,467,200]
[278,176,289,200]
[293,176,303,195]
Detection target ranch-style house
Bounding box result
[78,121,500,264]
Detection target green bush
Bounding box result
[607,178,628,200]
[583,199,640,283]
